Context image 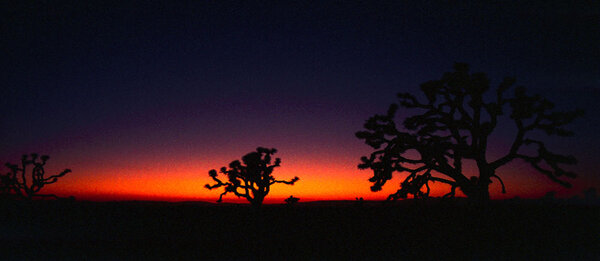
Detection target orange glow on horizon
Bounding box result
[34,151,577,203]
[8,138,582,203]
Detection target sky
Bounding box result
[1,1,599,202]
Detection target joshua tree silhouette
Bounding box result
[1,153,71,199]
[357,63,582,202]
[205,147,299,208]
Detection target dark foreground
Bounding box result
[1,199,598,260]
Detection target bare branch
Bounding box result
[270,176,299,185]
[491,174,506,194]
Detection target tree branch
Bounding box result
[490,174,506,193]
[270,176,299,185]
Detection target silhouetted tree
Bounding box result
[357,63,582,202]
[1,153,71,199]
[205,147,299,208]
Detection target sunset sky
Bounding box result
[2,1,599,202]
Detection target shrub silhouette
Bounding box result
[285,195,300,205]
[205,147,299,208]
[356,63,582,202]
[1,153,71,199]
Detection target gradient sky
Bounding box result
[1,1,599,202]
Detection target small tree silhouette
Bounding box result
[1,153,71,199]
[356,63,582,202]
[205,147,299,208]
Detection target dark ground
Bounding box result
[1,199,598,260]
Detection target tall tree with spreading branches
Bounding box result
[1,153,71,199]
[205,147,299,208]
[356,63,582,202]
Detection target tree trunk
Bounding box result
[459,183,490,202]
[251,196,264,209]
[464,160,491,202]
[473,185,490,202]
[458,175,491,203]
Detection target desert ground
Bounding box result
[1,199,598,260]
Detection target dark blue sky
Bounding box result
[1,1,599,199]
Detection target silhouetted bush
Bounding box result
[285,195,300,205]
[357,63,582,202]
[205,147,299,208]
